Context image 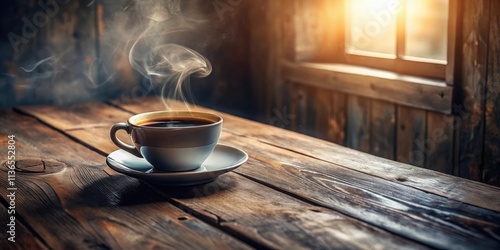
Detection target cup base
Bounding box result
[139,143,217,172]
[106,144,248,186]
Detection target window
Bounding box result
[332,0,457,80]
[284,0,458,113]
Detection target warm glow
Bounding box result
[405,0,448,61]
[347,0,448,61]
[351,0,401,15]
[347,0,400,55]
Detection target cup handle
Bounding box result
[110,123,142,158]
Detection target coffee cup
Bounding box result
[110,111,222,172]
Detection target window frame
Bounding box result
[331,0,458,81]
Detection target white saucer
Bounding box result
[106,144,248,186]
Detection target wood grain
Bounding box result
[289,83,299,131]
[305,86,317,137]
[371,100,396,160]
[347,96,370,153]
[292,84,308,134]
[281,62,453,114]
[0,110,250,250]
[16,102,133,131]
[18,102,500,249]
[484,0,500,186]
[0,203,47,250]
[157,173,426,250]
[456,0,491,182]
[426,112,454,174]
[217,133,500,250]
[99,97,500,212]
[277,0,295,115]
[248,0,270,121]
[329,92,347,145]
[314,88,331,140]
[11,108,426,249]
[397,106,426,167]
[249,0,292,121]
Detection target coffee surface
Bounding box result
[139,118,212,128]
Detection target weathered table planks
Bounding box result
[0,97,499,249]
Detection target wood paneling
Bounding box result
[0,1,97,106]
[305,87,317,137]
[484,0,500,186]
[347,96,370,153]
[426,112,454,173]
[291,84,316,136]
[289,83,300,132]
[314,88,331,140]
[396,106,426,167]
[371,101,396,160]
[281,62,453,114]
[446,0,460,85]
[296,85,308,135]
[249,0,295,121]
[248,0,274,121]
[456,0,491,181]
[95,0,141,100]
[328,92,347,145]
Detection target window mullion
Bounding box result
[396,0,407,60]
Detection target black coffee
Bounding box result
[139,118,212,128]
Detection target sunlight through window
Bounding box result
[347,0,449,62]
[405,0,448,61]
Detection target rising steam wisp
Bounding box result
[128,0,212,110]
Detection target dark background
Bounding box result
[0,0,254,119]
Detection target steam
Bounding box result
[11,46,101,105]
[145,44,211,109]
[3,0,213,108]
[128,0,212,110]
[20,56,54,72]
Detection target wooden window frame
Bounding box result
[338,0,457,80]
[281,0,459,114]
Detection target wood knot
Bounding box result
[2,158,66,175]
[395,176,408,182]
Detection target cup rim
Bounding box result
[127,110,223,129]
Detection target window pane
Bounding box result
[405,0,448,61]
[347,0,397,56]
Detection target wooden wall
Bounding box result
[0,0,98,106]
[0,0,252,118]
[484,0,500,186]
[248,0,500,187]
[287,84,455,171]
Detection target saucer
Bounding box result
[106,144,248,186]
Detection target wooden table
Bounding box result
[1,97,500,249]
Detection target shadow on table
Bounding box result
[75,173,238,207]
[150,173,238,199]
